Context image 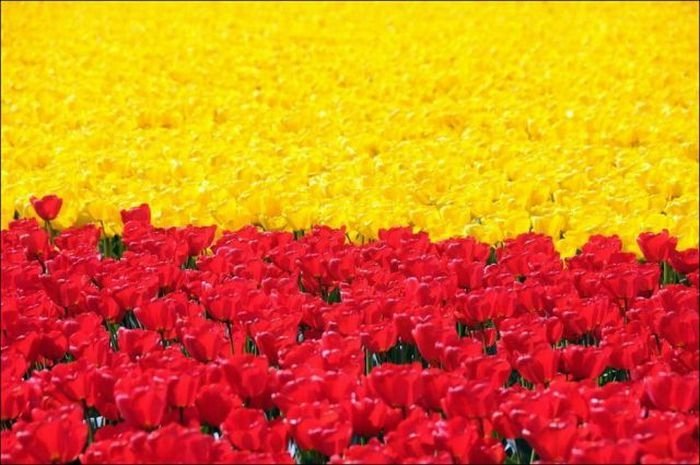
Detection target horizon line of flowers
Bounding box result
[21,194,700,265]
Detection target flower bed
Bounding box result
[2,2,698,254]
[1,199,698,463]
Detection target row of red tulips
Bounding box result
[1,197,698,463]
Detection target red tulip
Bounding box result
[181,318,228,362]
[443,380,497,419]
[603,268,641,301]
[669,248,699,274]
[644,372,699,413]
[360,322,398,354]
[222,407,288,453]
[515,345,560,385]
[329,438,397,464]
[54,225,101,251]
[571,439,639,464]
[273,376,325,413]
[350,396,402,438]
[439,334,484,371]
[1,429,35,464]
[114,372,168,430]
[120,203,151,224]
[222,354,272,402]
[1,381,40,421]
[603,335,650,371]
[134,299,178,337]
[658,309,699,348]
[37,329,68,362]
[368,363,424,408]
[384,407,437,458]
[286,401,352,457]
[30,195,63,221]
[167,372,200,408]
[440,237,491,263]
[419,369,452,412]
[449,259,485,290]
[117,328,162,360]
[633,411,698,461]
[182,225,217,256]
[85,366,120,421]
[411,321,444,363]
[522,415,578,462]
[195,383,238,427]
[50,359,91,402]
[463,355,512,388]
[433,416,479,462]
[637,230,677,263]
[467,440,507,464]
[85,289,125,324]
[561,345,611,380]
[0,351,28,384]
[222,407,267,450]
[587,392,639,439]
[15,404,87,464]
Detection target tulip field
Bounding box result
[1,2,699,465]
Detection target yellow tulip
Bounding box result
[532,214,568,239]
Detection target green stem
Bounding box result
[44,220,55,244]
[226,321,235,355]
[106,321,119,351]
[82,400,94,445]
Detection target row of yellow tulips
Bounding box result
[2,2,698,256]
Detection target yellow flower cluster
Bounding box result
[1,2,698,256]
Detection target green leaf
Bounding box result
[323,287,341,304]
[487,247,498,265]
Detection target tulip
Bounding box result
[195,383,238,427]
[120,204,151,225]
[114,372,168,430]
[15,404,87,464]
[637,230,678,263]
[30,195,63,222]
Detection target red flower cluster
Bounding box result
[1,200,698,464]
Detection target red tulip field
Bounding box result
[1,199,698,463]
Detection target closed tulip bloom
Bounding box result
[30,195,63,222]
[15,404,87,464]
[114,372,168,430]
[637,230,678,263]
